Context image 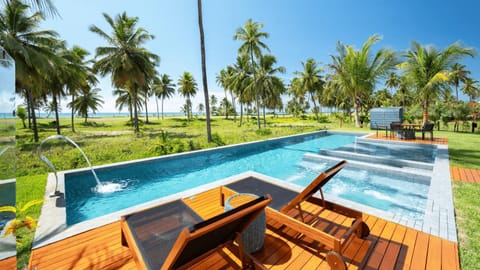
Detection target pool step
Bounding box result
[318,149,434,171]
[302,153,432,184]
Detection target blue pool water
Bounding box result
[65,132,431,225]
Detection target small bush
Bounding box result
[255,129,272,136]
[317,114,331,123]
[211,133,225,146]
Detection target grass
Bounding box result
[453,182,480,269]
[12,114,480,269]
[15,174,47,269]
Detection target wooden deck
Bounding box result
[0,255,16,270]
[28,187,460,270]
[365,133,448,145]
[450,166,480,183]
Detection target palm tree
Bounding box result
[90,12,159,133]
[113,88,141,121]
[0,0,60,142]
[152,74,176,120]
[230,54,253,126]
[449,63,470,100]
[254,54,285,126]
[217,68,232,118]
[385,72,401,98]
[25,0,59,17]
[329,35,397,127]
[72,88,104,123]
[197,103,204,115]
[294,58,323,121]
[178,72,197,120]
[400,41,475,122]
[140,78,154,124]
[210,94,218,115]
[64,46,97,133]
[234,19,270,129]
[462,77,479,102]
[197,0,212,142]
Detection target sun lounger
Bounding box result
[224,160,370,270]
[121,196,271,270]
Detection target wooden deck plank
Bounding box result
[379,224,407,270]
[426,236,442,270]
[0,256,16,270]
[441,240,459,270]
[394,227,418,270]
[28,186,460,270]
[365,221,397,269]
[410,231,430,270]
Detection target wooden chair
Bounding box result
[121,196,271,270]
[225,160,370,270]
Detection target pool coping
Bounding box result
[33,130,456,249]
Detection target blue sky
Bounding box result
[40,0,480,113]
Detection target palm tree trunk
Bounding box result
[27,90,39,142]
[250,48,261,129]
[161,98,164,120]
[71,94,76,132]
[155,96,160,120]
[311,92,319,121]
[53,95,61,135]
[422,102,429,123]
[263,103,266,127]
[239,102,243,126]
[145,98,149,124]
[231,92,236,122]
[26,91,31,128]
[197,0,212,142]
[353,98,361,127]
[132,86,139,133]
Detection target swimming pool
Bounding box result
[64,131,431,225]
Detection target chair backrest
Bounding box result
[162,195,271,270]
[423,122,434,131]
[281,160,347,213]
[390,122,402,130]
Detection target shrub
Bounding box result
[255,129,272,136]
[211,133,225,146]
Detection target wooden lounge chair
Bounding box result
[121,196,271,270]
[224,160,370,270]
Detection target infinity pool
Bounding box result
[65,132,432,225]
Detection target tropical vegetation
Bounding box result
[2,1,480,269]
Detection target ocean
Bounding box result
[0,112,189,119]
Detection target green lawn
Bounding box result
[13,115,480,269]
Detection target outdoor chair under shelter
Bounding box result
[121,195,271,270]
[223,160,370,270]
